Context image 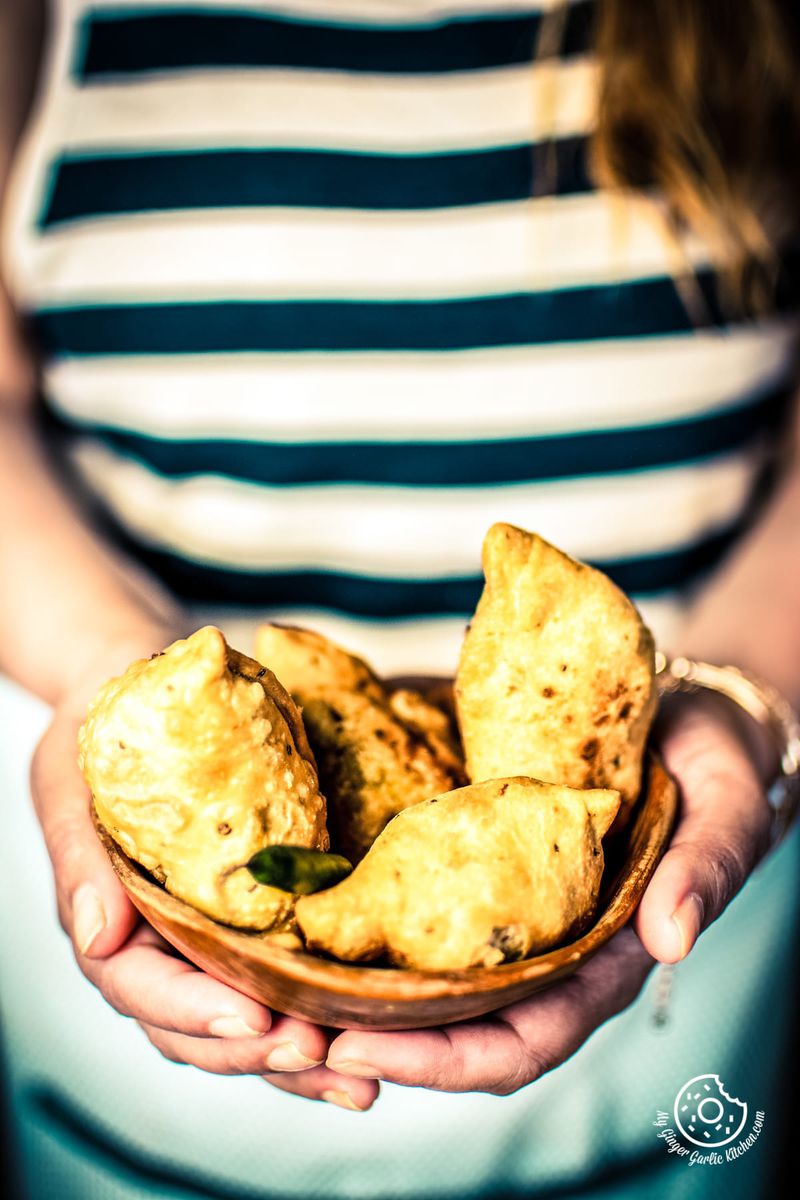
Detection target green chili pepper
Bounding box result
[246,845,353,895]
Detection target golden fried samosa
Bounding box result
[79,626,328,929]
[295,777,620,970]
[254,624,465,863]
[255,624,385,702]
[456,524,656,828]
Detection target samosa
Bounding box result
[79,626,328,929]
[456,524,656,828]
[255,624,465,862]
[295,777,620,971]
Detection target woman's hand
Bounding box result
[299,693,771,1098]
[30,625,381,1111]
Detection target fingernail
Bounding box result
[322,1089,367,1111]
[72,883,107,955]
[208,1016,263,1039]
[265,1042,324,1072]
[672,892,705,959]
[325,1059,379,1078]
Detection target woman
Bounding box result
[1,0,799,1196]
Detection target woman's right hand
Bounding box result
[29,625,380,1110]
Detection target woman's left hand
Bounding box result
[266,693,773,1103]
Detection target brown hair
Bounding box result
[574,0,800,312]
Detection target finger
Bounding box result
[327,930,652,1094]
[636,708,772,964]
[263,1065,380,1111]
[138,1012,330,1075]
[30,713,138,959]
[78,924,272,1037]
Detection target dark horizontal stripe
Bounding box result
[76,3,595,79]
[43,385,791,486]
[100,519,744,617]
[30,279,734,357]
[40,140,591,228]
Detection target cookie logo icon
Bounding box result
[674,1075,748,1148]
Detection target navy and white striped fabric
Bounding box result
[3,0,799,671]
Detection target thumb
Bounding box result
[31,707,139,959]
[634,702,772,964]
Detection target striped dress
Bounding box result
[2,3,800,1199]
[3,0,800,676]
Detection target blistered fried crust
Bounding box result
[255,624,465,862]
[255,624,384,701]
[455,524,657,828]
[295,777,620,970]
[387,688,465,779]
[299,691,466,863]
[79,626,328,929]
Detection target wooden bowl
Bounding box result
[95,754,677,1030]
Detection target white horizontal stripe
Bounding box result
[631,593,687,656]
[44,322,799,442]
[196,590,685,679]
[21,193,711,305]
[83,0,582,28]
[68,439,760,576]
[66,59,595,154]
[193,606,474,677]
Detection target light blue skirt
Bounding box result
[1,671,796,1200]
